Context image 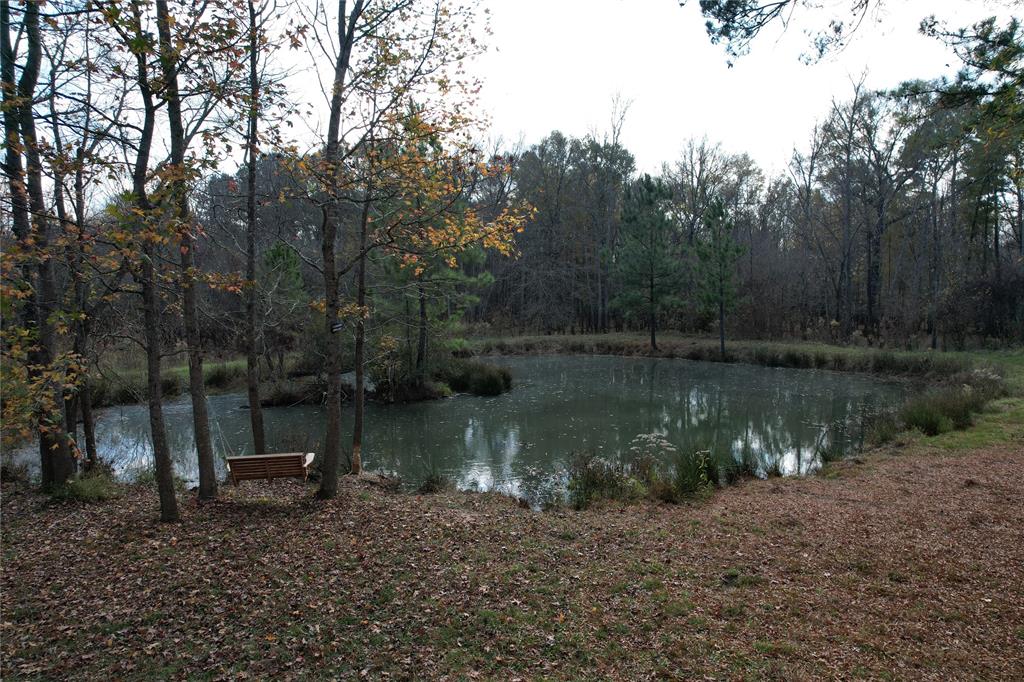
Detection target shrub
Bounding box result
[566,452,634,510]
[417,471,454,494]
[161,374,182,397]
[864,411,900,446]
[671,449,710,498]
[0,458,30,483]
[899,370,1006,436]
[205,363,244,390]
[781,349,811,369]
[51,473,121,503]
[260,379,322,407]
[109,379,144,405]
[437,360,512,397]
[900,396,954,436]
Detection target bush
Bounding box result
[671,449,710,498]
[51,473,121,503]
[900,396,954,436]
[566,452,634,510]
[899,369,1006,436]
[205,363,244,390]
[161,374,182,397]
[260,379,326,407]
[417,471,454,494]
[568,438,712,509]
[864,411,900,446]
[437,360,512,397]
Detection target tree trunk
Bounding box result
[16,0,74,486]
[719,298,726,358]
[245,0,267,455]
[317,0,362,500]
[142,246,180,522]
[416,283,428,371]
[649,274,657,351]
[351,193,371,476]
[156,0,216,499]
[80,383,99,470]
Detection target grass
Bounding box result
[49,473,122,503]
[470,332,982,380]
[89,359,251,408]
[567,445,711,510]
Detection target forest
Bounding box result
[2,0,1024,678]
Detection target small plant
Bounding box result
[566,452,633,510]
[671,449,710,498]
[864,411,900,445]
[417,470,454,494]
[51,473,122,503]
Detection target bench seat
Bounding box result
[225,452,315,485]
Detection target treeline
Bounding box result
[473,77,1024,349]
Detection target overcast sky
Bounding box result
[471,0,1013,175]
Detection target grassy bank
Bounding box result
[470,332,1021,381]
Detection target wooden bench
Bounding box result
[225,452,315,485]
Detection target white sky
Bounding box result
[471,0,1014,174]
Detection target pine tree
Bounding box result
[612,174,683,350]
[695,199,744,358]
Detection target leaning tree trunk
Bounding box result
[156,0,216,499]
[142,246,180,523]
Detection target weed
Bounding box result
[417,471,454,494]
[50,473,121,503]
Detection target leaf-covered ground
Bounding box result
[3,416,1023,680]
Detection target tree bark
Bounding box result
[156,0,216,500]
[126,0,178,520]
[14,0,74,486]
[245,0,267,455]
[719,298,726,358]
[142,245,180,522]
[318,0,363,499]
[351,188,372,475]
[416,283,428,371]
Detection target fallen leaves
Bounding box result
[1,442,1023,680]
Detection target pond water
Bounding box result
[11,355,904,504]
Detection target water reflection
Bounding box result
[9,355,903,504]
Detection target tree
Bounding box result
[1,0,75,487]
[612,174,683,350]
[695,199,744,357]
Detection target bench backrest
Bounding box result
[226,452,315,482]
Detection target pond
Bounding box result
[11,355,905,504]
